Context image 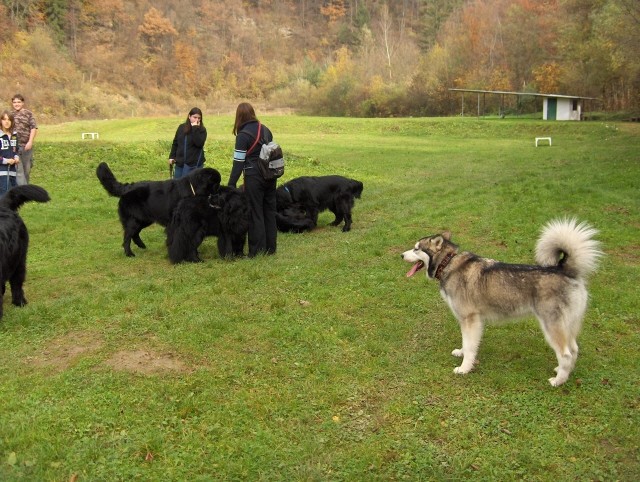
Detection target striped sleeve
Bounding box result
[233,148,246,163]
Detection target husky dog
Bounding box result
[402,218,602,386]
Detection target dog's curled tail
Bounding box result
[535,218,602,279]
[0,185,50,211]
[96,162,126,197]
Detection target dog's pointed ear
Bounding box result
[433,232,451,250]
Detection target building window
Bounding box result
[572,99,578,111]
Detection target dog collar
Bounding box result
[434,252,455,280]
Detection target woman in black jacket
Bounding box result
[169,107,207,179]
[228,102,277,257]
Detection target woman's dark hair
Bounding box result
[233,102,258,135]
[183,107,204,134]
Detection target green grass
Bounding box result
[1,116,639,480]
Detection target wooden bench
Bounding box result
[81,132,99,140]
[535,137,552,147]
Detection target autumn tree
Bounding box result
[533,62,562,94]
[138,7,178,54]
[174,39,198,85]
[377,3,396,80]
[417,0,463,51]
[321,0,347,22]
[2,0,38,26]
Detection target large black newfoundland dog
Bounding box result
[166,186,249,263]
[0,185,50,320]
[96,162,221,256]
[275,203,316,233]
[276,175,364,232]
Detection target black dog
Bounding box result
[276,175,363,232]
[166,186,249,263]
[0,185,50,320]
[275,203,316,233]
[96,162,221,256]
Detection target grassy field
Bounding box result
[1,115,639,480]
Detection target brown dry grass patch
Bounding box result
[104,349,191,375]
[26,330,104,373]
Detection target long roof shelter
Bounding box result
[449,88,600,120]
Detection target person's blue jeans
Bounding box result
[0,172,17,197]
[173,162,202,179]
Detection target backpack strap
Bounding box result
[244,122,262,155]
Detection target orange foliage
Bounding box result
[137,8,178,46]
[533,62,561,94]
[174,41,198,85]
[320,0,346,22]
[81,0,124,26]
[489,68,513,91]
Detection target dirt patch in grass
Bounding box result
[104,349,191,375]
[27,330,104,372]
[25,331,192,376]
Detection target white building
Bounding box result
[541,95,583,121]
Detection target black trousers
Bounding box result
[244,174,277,257]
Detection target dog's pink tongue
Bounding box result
[406,262,423,278]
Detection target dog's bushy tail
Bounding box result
[96,162,128,197]
[535,218,602,279]
[0,185,50,211]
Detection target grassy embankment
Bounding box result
[1,115,638,480]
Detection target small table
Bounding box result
[535,137,552,147]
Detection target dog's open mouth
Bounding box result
[406,261,424,277]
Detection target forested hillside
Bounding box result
[1,0,638,121]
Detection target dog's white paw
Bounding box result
[454,366,471,375]
[548,376,566,387]
[553,366,559,373]
[452,349,464,357]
